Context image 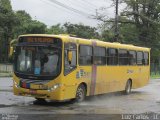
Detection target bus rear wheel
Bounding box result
[75,84,86,102]
[124,80,132,95]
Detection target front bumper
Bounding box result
[13,84,64,101]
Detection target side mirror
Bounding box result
[68,51,72,63]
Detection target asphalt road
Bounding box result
[0,77,160,120]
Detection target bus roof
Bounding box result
[18,34,150,52]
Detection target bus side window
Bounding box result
[137,51,143,65]
[107,48,118,65]
[64,43,77,75]
[144,52,149,65]
[128,51,136,65]
[93,47,106,65]
[118,49,128,65]
[79,45,93,65]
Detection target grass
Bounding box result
[150,72,160,79]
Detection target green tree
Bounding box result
[120,0,160,60]
[0,2,47,62]
[47,24,65,34]
[95,0,160,61]
[0,0,18,62]
[63,22,99,39]
[13,10,47,38]
[98,23,115,42]
[26,20,47,34]
[13,10,32,38]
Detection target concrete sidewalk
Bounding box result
[0,77,13,92]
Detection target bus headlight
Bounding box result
[48,84,61,92]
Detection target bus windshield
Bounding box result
[14,45,61,79]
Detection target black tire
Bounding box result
[75,84,86,102]
[33,98,46,105]
[124,80,132,95]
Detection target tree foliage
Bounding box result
[96,0,160,61]
[120,0,160,60]
[0,1,47,62]
[47,24,65,34]
[64,22,99,39]
[13,10,47,38]
[0,0,18,62]
[47,22,99,39]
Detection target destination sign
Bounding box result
[18,36,62,47]
[27,37,54,43]
[19,37,55,43]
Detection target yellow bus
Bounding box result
[13,34,150,102]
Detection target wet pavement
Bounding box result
[0,77,160,120]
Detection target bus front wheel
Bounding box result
[35,98,46,102]
[75,84,86,102]
[124,80,132,95]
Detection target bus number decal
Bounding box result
[127,69,134,74]
[76,69,91,79]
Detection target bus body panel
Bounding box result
[12,34,150,101]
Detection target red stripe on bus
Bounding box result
[90,65,97,95]
[90,41,97,95]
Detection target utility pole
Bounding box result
[114,0,119,42]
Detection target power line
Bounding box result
[81,0,98,8]
[40,0,81,18]
[48,0,90,17]
[39,0,99,26]
[76,0,98,10]
[40,0,92,18]
[40,0,61,10]
[66,0,96,13]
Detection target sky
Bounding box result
[10,0,125,27]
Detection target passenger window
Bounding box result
[119,49,128,65]
[107,48,118,65]
[79,45,93,65]
[64,43,77,75]
[144,52,149,65]
[93,47,106,65]
[128,51,136,65]
[137,51,143,65]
